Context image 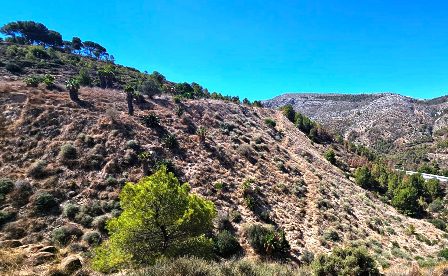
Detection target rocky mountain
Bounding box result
[263,93,448,168]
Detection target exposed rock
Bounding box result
[30,251,56,265]
[0,239,22,248]
[59,255,82,274]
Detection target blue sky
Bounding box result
[2,0,448,100]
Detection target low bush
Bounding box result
[312,246,380,276]
[0,210,16,227]
[439,248,448,259]
[63,203,80,220]
[5,63,22,74]
[83,231,102,246]
[323,230,340,242]
[141,113,160,128]
[264,118,276,128]
[0,178,14,201]
[42,74,55,88]
[162,133,179,150]
[245,224,290,256]
[27,160,48,178]
[213,230,241,258]
[24,75,41,87]
[10,180,33,208]
[60,144,77,159]
[92,215,110,233]
[28,46,50,59]
[324,149,336,164]
[51,225,83,246]
[33,192,58,215]
[196,126,207,142]
[429,219,446,231]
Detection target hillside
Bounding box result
[263,93,448,169]
[1,81,448,274]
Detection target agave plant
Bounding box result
[65,78,80,101]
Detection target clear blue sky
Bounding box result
[2,0,448,100]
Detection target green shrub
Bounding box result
[281,105,296,122]
[213,230,241,258]
[324,149,336,164]
[24,75,41,87]
[60,144,77,159]
[66,78,80,101]
[312,246,380,276]
[162,133,179,150]
[0,210,16,227]
[196,126,207,142]
[0,178,14,200]
[63,203,80,220]
[42,74,55,88]
[51,225,83,246]
[92,215,110,233]
[229,210,242,223]
[33,192,58,215]
[141,113,160,128]
[439,248,448,259]
[28,46,50,59]
[429,219,446,231]
[10,180,33,207]
[428,198,444,213]
[91,166,216,272]
[245,224,290,256]
[323,230,340,242]
[5,63,22,74]
[75,212,93,227]
[264,118,276,128]
[83,231,102,245]
[77,69,92,86]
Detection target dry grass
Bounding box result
[0,248,26,275]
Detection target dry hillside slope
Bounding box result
[0,82,447,273]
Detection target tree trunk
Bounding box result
[69,90,79,102]
[127,93,134,115]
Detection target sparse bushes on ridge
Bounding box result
[27,160,48,178]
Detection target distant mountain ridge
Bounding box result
[263,92,448,167]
